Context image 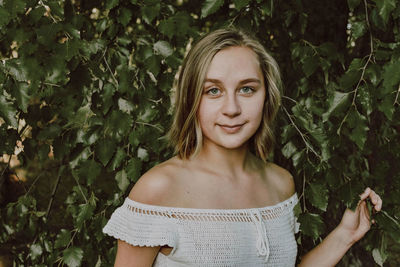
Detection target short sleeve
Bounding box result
[103,198,178,249]
[289,195,300,234]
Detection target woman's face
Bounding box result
[198,46,266,151]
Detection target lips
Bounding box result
[218,123,244,134]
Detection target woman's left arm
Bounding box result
[298,188,383,267]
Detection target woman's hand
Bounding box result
[339,187,383,245]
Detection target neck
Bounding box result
[192,141,259,179]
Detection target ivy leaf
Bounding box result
[115,169,130,191]
[0,95,18,128]
[201,0,224,18]
[298,213,325,240]
[95,139,116,166]
[307,183,329,211]
[154,41,173,57]
[55,229,71,249]
[63,247,83,267]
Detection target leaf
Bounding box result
[76,202,95,228]
[153,40,173,57]
[322,91,350,122]
[63,247,83,267]
[126,158,142,182]
[106,0,119,10]
[302,56,319,77]
[95,139,116,166]
[118,98,134,114]
[282,141,297,159]
[347,110,369,150]
[115,169,130,191]
[11,82,29,113]
[141,4,160,24]
[233,0,250,10]
[109,148,127,171]
[307,183,329,211]
[37,124,62,140]
[30,244,42,260]
[374,0,396,24]
[201,0,224,18]
[372,248,386,267]
[0,95,18,128]
[55,229,71,249]
[382,60,400,94]
[117,7,132,26]
[351,21,366,39]
[298,213,325,240]
[78,160,102,185]
[378,95,395,120]
[347,0,361,10]
[0,8,10,28]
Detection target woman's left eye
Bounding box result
[239,86,254,94]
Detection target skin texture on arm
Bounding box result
[114,241,160,267]
[298,188,383,267]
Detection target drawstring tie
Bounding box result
[250,209,270,262]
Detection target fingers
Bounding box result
[360,187,383,212]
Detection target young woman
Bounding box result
[103,28,382,266]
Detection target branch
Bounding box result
[394,84,400,106]
[45,166,65,219]
[351,0,374,107]
[282,106,322,160]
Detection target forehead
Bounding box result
[205,46,262,80]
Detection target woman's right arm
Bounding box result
[114,240,160,267]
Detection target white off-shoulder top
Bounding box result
[103,194,299,266]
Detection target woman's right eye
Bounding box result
[206,88,221,96]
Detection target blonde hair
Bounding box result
[168,28,281,162]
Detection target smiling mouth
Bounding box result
[218,124,244,134]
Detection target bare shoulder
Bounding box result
[265,162,296,200]
[128,156,183,206]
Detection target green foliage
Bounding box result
[0,0,399,266]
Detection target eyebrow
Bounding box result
[204,78,262,85]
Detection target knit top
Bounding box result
[103,193,299,266]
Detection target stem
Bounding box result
[45,166,65,218]
[351,0,374,107]
[282,106,322,160]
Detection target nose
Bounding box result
[222,94,241,117]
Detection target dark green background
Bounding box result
[0,0,399,266]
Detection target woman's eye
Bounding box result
[239,86,254,94]
[207,88,221,95]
